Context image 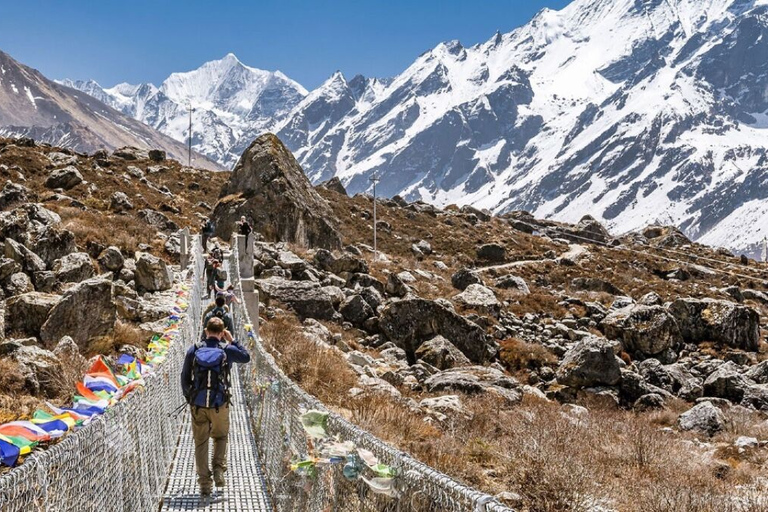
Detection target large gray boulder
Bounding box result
[45,166,83,190]
[678,402,725,436]
[452,284,501,316]
[53,252,95,283]
[97,246,125,272]
[339,294,374,326]
[556,336,621,387]
[256,277,341,321]
[4,272,34,296]
[110,191,134,212]
[493,274,530,294]
[134,253,173,292]
[31,226,77,268]
[0,340,64,397]
[451,268,483,291]
[702,362,753,402]
[212,134,342,249]
[40,278,116,351]
[424,366,521,404]
[379,298,495,364]
[5,292,61,339]
[601,305,682,356]
[414,335,471,370]
[314,249,368,275]
[5,238,46,275]
[0,181,30,210]
[668,298,760,351]
[476,243,506,262]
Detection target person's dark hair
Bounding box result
[206,317,225,334]
[215,296,226,307]
[227,285,234,291]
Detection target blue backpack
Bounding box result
[190,342,230,409]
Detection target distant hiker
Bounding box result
[202,219,215,251]
[203,257,214,298]
[203,294,234,334]
[223,285,240,308]
[203,293,230,317]
[206,260,220,298]
[213,262,228,290]
[181,317,250,496]
[210,244,224,262]
[237,216,252,244]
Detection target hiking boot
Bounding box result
[214,471,226,488]
[200,486,212,497]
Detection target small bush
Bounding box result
[499,338,557,372]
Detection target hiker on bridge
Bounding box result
[181,317,250,497]
[237,216,252,245]
[202,294,234,334]
[201,219,215,252]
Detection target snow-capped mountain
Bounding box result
[67,0,768,254]
[61,53,307,168]
[0,51,221,169]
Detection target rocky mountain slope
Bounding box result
[0,51,222,170]
[59,53,307,169]
[210,132,768,510]
[67,0,768,256]
[0,135,227,423]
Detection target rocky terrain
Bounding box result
[0,136,227,425]
[214,134,768,511]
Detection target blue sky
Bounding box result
[0,0,573,90]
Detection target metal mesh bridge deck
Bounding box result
[160,268,272,511]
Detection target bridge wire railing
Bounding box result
[228,241,514,512]
[0,236,205,512]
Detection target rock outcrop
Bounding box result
[668,298,760,351]
[134,253,172,293]
[212,134,342,248]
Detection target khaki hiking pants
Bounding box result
[191,405,230,491]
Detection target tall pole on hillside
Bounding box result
[369,174,380,262]
[187,103,195,167]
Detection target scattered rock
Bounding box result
[451,267,483,291]
[40,278,116,351]
[678,401,725,436]
[493,274,530,294]
[668,298,760,351]
[5,292,61,338]
[453,284,501,316]
[45,166,83,190]
[53,252,95,283]
[556,336,621,388]
[110,191,134,212]
[414,335,471,370]
[97,246,124,272]
[476,243,506,262]
[601,305,682,356]
[134,253,173,293]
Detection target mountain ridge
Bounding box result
[63,0,768,255]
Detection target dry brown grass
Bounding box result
[499,338,558,373]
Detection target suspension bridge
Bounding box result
[0,234,513,512]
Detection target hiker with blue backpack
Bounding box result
[202,294,234,334]
[181,316,250,497]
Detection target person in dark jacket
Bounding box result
[181,317,250,496]
[201,220,215,252]
[237,216,253,246]
[202,295,234,334]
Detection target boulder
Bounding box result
[40,278,116,351]
[134,253,173,292]
[385,273,410,298]
[567,215,612,244]
[0,181,30,210]
[379,298,494,364]
[493,275,530,294]
[571,277,625,296]
[452,284,501,316]
[32,226,77,267]
[414,240,432,256]
[318,177,347,195]
[4,272,33,296]
[0,258,20,281]
[112,146,148,160]
[424,366,521,404]
[668,298,760,351]
[702,362,753,402]
[451,268,483,291]
[678,402,725,436]
[476,243,506,262]
[5,238,46,274]
[212,134,342,248]
[314,249,368,275]
[556,336,621,388]
[359,286,384,311]
[414,335,471,370]
[5,292,61,338]
[600,305,682,356]
[256,277,341,321]
[340,295,374,326]
[110,191,134,212]
[420,395,467,420]
[745,360,768,384]
[0,341,64,397]
[97,246,124,272]
[633,393,666,411]
[45,166,83,190]
[53,252,95,283]
[148,149,166,162]
[138,209,178,232]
